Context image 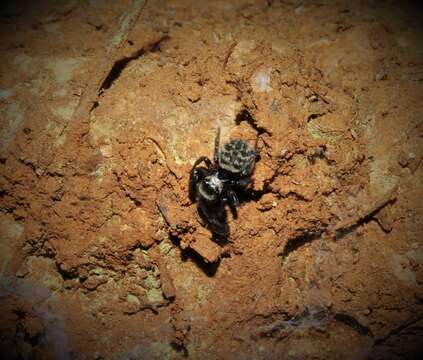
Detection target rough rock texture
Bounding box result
[0,1,422,359]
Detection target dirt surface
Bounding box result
[1,0,423,359]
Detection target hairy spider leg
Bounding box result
[189,165,211,202]
[233,177,252,188]
[192,156,213,170]
[225,189,239,219]
[198,199,229,236]
[189,157,212,202]
[214,127,221,165]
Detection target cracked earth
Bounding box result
[0,1,422,359]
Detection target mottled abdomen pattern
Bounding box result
[219,139,256,176]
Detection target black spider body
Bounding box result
[189,129,257,235]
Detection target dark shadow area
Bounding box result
[280,231,324,259]
[334,313,372,337]
[335,198,397,240]
[235,108,270,135]
[99,35,169,92]
[169,234,220,277]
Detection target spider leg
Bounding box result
[226,189,239,219]
[214,127,221,165]
[233,177,252,188]
[198,200,229,236]
[189,156,212,202]
[189,166,210,202]
[192,156,212,170]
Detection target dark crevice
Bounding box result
[237,188,268,203]
[99,35,170,92]
[334,313,372,337]
[125,193,141,207]
[307,112,327,122]
[55,262,78,281]
[280,231,324,259]
[335,198,397,240]
[26,330,43,347]
[235,108,271,136]
[374,218,393,234]
[18,158,38,176]
[90,101,99,111]
[281,191,310,202]
[13,308,26,320]
[99,48,145,91]
[170,341,189,357]
[238,163,282,204]
[168,234,220,277]
[374,316,423,346]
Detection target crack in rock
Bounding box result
[99,35,170,92]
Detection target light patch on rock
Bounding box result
[391,253,417,287]
[127,58,158,76]
[196,284,212,305]
[306,119,344,143]
[231,40,257,66]
[295,5,305,14]
[0,276,70,360]
[163,106,193,165]
[46,58,84,85]
[0,88,13,100]
[92,161,112,181]
[55,133,67,147]
[406,247,423,265]
[90,119,114,158]
[24,256,64,292]
[251,68,272,93]
[180,274,194,291]
[144,271,161,289]
[271,39,294,55]
[143,264,165,302]
[12,54,33,72]
[158,240,173,254]
[43,22,61,33]
[54,88,68,97]
[0,214,24,277]
[146,287,164,303]
[306,38,331,48]
[120,224,132,231]
[52,98,79,120]
[127,293,140,306]
[45,121,66,144]
[0,101,25,151]
[369,157,399,198]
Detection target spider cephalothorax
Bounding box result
[189,128,258,235]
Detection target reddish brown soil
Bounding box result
[0,1,422,359]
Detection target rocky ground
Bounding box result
[0,0,422,359]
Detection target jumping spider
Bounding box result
[189,128,258,235]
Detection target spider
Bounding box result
[189,128,258,235]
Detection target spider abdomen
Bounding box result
[219,139,256,176]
